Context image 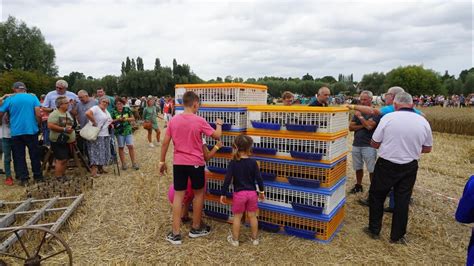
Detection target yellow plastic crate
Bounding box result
[175,83,268,105]
[247,105,349,136]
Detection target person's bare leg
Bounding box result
[147,129,152,143]
[356,169,364,185]
[54,159,67,177]
[155,129,161,143]
[118,147,126,167]
[127,145,136,164]
[248,212,258,239]
[172,191,186,235]
[192,188,205,229]
[91,165,98,177]
[232,213,243,241]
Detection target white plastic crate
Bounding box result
[207,178,234,196]
[205,132,348,164]
[175,83,267,105]
[206,176,346,216]
[206,156,347,189]
[175,106,247,132]
[247,106,349,135]
[203,198,234,222]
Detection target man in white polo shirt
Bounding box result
[364,92,433,244]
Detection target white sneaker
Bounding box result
[227,235,239,247]
[149,143,155,148]
[251,237,259,245]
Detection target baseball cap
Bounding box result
[13,82,26,90]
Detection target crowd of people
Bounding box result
[0,79,177,184]
[0,80,471,262]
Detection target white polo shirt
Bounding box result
[372,109,433,164]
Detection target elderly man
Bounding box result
[365,92,432,244]
[96,87,115,113]
[72,90,97,129]
[0,82,43,186]
[42,80,78,112]
[309,86,331,107]
[349,90,380,195]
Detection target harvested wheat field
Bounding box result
[0,120,472,264]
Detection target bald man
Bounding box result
[309,86,331,107]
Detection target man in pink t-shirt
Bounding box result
[160,91,223,245]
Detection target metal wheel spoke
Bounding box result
[0,251,27,260]
[34,231,48,257]
[14,231,30,258]
[38,249,67,262]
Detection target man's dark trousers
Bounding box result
[12,133,43,181]
[368,157,418,241]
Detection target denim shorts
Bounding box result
[352,146,377,173]
[116,134,133,148]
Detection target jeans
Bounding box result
[12,134,43,181]
[2,138,12,177]
[369,157,418,241]
[41,121,50,146]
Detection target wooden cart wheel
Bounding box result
[0,226,72,266]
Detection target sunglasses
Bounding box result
[101,101,110,105]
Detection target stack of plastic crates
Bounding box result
[174,83,268,223]
[205,105,349,243]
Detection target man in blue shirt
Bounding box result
[456,175,474,266]
[42,79,78,112]
[0,82,43,185]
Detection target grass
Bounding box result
[419,106,474,136]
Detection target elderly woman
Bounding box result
[47,96,76,179]
[85,96,113,177]
[111,99,139,170]
[142,96,160,147]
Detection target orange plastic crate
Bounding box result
[258,204,345,242]
[206,155,347,189]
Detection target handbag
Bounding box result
[56,132,69,144]
[56,112,71,144]
[143,121,152,130]
[80,121,102,141]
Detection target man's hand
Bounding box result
[220,195,226,204]
[159,162,168,175]
[354,111,362,117]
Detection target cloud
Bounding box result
[1,0,472,80]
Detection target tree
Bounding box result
[463,73,474,94]
[172,59,178,75]
[216,77,223,82]
[136,57,144,71]
[384,65,442,95]
[224,75,233,82]
[359,72,386,95]
[0,69,55,96]
[0,16,58,75]
[154,58,161,71]
[459,67,474,83]
[124,57,131,74]
[442,78,463,95]
[302,73,314,81]
[331,82,348,95]
[319,76,337,84]
[63,71,85,90]
[131,58,136,71]
[121,62,126,75]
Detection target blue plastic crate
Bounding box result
[291,202,323,215]
[250,121,281,131]
[207,166,227,174]
[284,226,316,240]
[207,145,233,154]
[261,172,277,181]
[290,151,323,161]
[209,122,233,131]
[285,124,318,132]
[252,147,277,155]
[258,221,281,233]
[204,210,229,221]
[287,177,321,189]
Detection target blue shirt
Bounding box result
[380,105,422,116]
[42,90,78,111]
[0,93,40,136]
[456,175,474,266]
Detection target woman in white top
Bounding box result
[85,96,113,177]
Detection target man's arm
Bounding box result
[210,118,223,140]
[350,105,381,116]
[349,121,363,132]
[421,146,432,153]
[34,107,41,124]
[370,139,381,149]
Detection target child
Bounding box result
[159,91,223,245]
[220,135,265,247]
[167,140,223,223]
[2,113,13,186]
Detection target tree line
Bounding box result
[1,15,473,98]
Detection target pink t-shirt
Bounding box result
[166,113,215,166]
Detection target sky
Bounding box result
[1,0,473,81]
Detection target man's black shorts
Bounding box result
[173,165,205,191]
[51,142,71,160]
